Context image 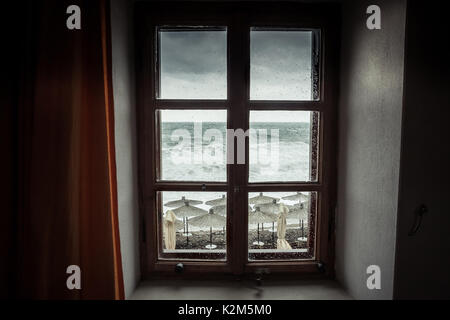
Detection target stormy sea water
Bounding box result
[160,121,311,182]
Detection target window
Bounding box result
[158,28,227,99]
[159,109,227,182]
[136,2,338,275]
[250,29,316,100]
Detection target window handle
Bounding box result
[408,204,428,236]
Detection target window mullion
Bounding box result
[228,13,249,274]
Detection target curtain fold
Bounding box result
[16,0,124,299]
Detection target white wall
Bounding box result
[336,0,407,299]
[110,0,140,299]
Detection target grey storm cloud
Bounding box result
[160,30,227,75]
[251,31,312,71]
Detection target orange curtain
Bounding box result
[16,0,124,299]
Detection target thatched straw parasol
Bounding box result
[249,192,279,205]
[205,195,227,206]
[249,207,277,246]
[210,204,227,234]
[172,201,208,219]
[258,199,282,215]
[172,201,208,245]
[286,203,309,241]
[189,209,226,249]
[164,196,202,208]
[256,199,281,242]
[286,203,309,219]
[174,218,185,231]
[282,192,309,203]
[211,204,226,216]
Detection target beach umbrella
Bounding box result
[164,196,202,208]
[249,192,279,205]
[172,201,208,245]
[174,218,185,231]
[286,203,309,220]
[277,204,292,250]
[298,220,307,242]
[282,192,309,203]
[249,207,277,246]
[211,204,227,234]
[258,199,282,215]
[189,209,226,249]
[212,205,250,216]
[256,199,280,244]
[172,201,208,219]
[205,195,227,206]
[286,204,309,241]
[258,199,282,230]
[163,210,177,250]
[211,204,226,216]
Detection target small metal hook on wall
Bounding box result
[408,204,428,236]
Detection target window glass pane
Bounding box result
[249,111,319,182]
[248,191,317,261]
[159,191,227,260]
[159,110,227,182]
[250,29,314,100]
[158,28,227,99]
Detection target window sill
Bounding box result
[130,279,351,300]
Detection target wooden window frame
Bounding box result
[135,1,339,279]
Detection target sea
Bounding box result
[160,121,311,182]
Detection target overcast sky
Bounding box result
[160,30,227,99]
[159,29,312,122]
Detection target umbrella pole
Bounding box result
[210,226,213,248]
[272,222,275,245]
[186,217,189,247]
[262,223,264,232]
[257,224,260,245]
[302,219,304,238]
[299,217,301,237]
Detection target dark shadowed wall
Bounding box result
[393,0,450,299]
